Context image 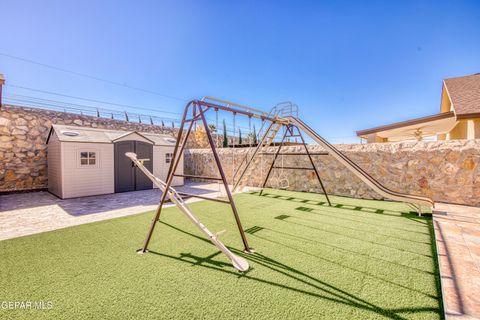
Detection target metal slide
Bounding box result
[125,152,250,272]
[288,117,435,212]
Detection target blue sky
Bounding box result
[1,0,479,143]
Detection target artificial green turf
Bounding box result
[0,189,442,320]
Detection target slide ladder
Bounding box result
[125,152,250,272]
[233,102,296,193]
[233,121,282,192]
[288,117,434,213]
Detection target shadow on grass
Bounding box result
[246,226,438,299]
[292,207,430,244]
[295,204,432,235]
[251,225,434,275]
[276,217,432,258]
[253,191,431,218]
[152,221,441,320]
[294,206,430,236]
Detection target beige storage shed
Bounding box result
[46,125,183,199]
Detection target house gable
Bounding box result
[443,73,480,118]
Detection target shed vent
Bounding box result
[62,131,79,137]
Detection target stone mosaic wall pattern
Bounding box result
[185,141,480,206]
[1,104,479,206]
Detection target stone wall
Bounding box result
[2,103,479,206]
[185,140,480,206]
[0,104,178,192]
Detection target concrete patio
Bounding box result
[0,182,228,241]
[434,203,480,320]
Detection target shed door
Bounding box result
[114,141,153,193]
[114,141,135,193]
[134,141,153,190]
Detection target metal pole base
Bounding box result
[136,248,149,254]
[244,247,256,254]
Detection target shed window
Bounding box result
[165,153,173,164]
[80,151,96,166]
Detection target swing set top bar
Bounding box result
[199,96,290,124]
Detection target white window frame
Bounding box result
[165,152,173,164]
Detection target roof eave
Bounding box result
[442,80,456,116]
[356,111,456,137]
[456,112,480,119]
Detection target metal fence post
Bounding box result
[0,74,5,109]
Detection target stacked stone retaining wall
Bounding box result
[185,141,480,206]
[2,104,479,206]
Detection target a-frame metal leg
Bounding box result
[232,121,275,192]
[257,124,331,207]
[197,104,254,253]
[258,125,291,196]
[138,102,196,253]
[140,101,253,254]
[294,126,332,206]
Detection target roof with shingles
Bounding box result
[444,73,480,117]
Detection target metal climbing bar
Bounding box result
[173,173,223,181]
[272,166,316,170]
[260,152,329,156]
[177,192,231,204]
[258,125,291,195]
[256,124,332,206]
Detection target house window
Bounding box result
[80,151,96,166]
[165,153,173,164]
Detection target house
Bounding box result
[357,73,480,142]
[46,125,183,199]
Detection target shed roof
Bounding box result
[444,73,480,117]
[47,125,177,146]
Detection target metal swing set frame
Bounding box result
[129,97,435,272]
